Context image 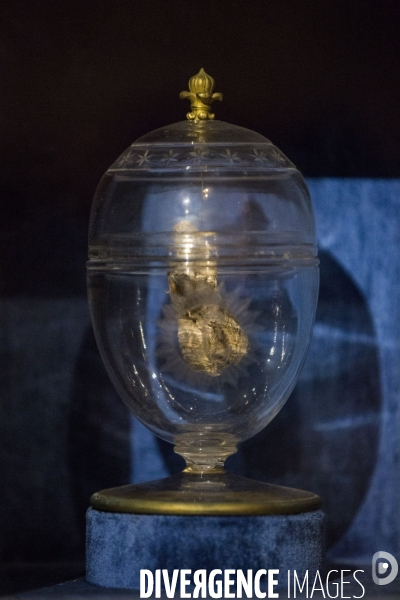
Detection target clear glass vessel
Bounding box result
[88,75,319,514]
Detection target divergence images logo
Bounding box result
[372,552,398,586]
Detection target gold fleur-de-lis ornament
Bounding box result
[180,68,223,121]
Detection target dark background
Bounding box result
[0,0,399,594]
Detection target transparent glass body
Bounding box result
[88,120,319,471]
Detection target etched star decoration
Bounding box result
[269,149,287,165]
[251,149,269,163]
[115,150,134,167]
[135,150,153,166]
[189,147,209,159]
[160,150,180,164]
[219,149,240,164]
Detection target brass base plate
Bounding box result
[90,471,321,516]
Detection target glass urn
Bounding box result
[87,70,320,515]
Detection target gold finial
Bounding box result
[180,68,223,121]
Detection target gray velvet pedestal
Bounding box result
[86,507,325,590]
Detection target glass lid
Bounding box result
[88,68,317,264]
